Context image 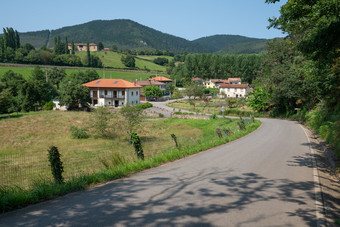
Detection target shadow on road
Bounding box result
[1,169,322,226]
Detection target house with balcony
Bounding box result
[219,84,250,98]
[82,79,142,107]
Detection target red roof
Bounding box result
[210,79,228,83]
[192,77,203,81]
[228,78,241,82]
[151,76,172,82]
[136,80,165,86]
[219,84,249,88]
[82,79,142,88]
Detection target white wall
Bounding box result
[125,88,140,106]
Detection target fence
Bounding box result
[0,148,113,189]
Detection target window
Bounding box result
[131,91,134,96]
[122,91,125,96]
[136,91,138,95]
[105,90,108,95]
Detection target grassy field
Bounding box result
[0,110,258,189]
[168,99,270,117]
[0,65,158,82]
[76,51,167,72]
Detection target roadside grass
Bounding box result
[0,66,154,82]
[0,111,261,213]
[168,99,269,117]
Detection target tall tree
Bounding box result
[87,42,91,66]
[48,67,67,89]
[71,40,75,54]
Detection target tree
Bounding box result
[0,70,24,96]
[143,85,163,100]
[246,85,270,112]
[0,89,15,114]
[71,40,75,54]
[87,42,91,66]
[48,67,66,89]
[153,57,169,66]
[119,105,144,135]
[98,42,104,51]
[66,69,100,84]
[121,54,135,68]
[59,80,91,110]
[91,107,113,138]
[184,82,204,100]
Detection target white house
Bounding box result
[219,84,250,98]
[204,79,228,88]
[82,79,142,107]
[227,78,241,84]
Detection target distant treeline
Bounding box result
[0,28,102,68]
[170,53,263,84]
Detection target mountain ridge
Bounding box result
[17,19,269,54]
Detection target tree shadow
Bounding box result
[0,169,323,226]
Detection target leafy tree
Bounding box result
[121,54,135,68]
[153,57,169,66]
[0,70,24,96]
[120,105,144,135]
[143,85,163,100]
[66,69,100,84]
[91,107,113,138]
[87,42,91,66]
[246,85,270,112]
[184,82,204,100]
[98,42,104,51]
[0,89,15,114]
[59,80,91,110]
[48,67,66,89]
[71,40,75,54]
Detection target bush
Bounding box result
[135,102,153,110]
[44,101,55,110]
[70,126,89,139]
[210,114,217,120]
[47,146,64,184]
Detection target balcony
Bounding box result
[98,94,125,99]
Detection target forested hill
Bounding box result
[19,19,209,53]
[192,35,267,54]
[18,19,268,54]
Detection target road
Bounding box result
[0,117,324,226]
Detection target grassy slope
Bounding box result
[0,66,155,82]
[76,51,168,72]
[0,110,261,212]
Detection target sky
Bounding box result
[1,0,288,40]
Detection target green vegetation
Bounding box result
[0,110,261,212]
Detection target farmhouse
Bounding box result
[82,79,141,107]
[136,80,166,91]
[68,43,98,52]
[227,78,241,84]
[150,76,173,87]
[219,84,250,98]
[204,79,228,88]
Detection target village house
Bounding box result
[227,78,242,84]
[204,79,228,88]
[150,76,173,87]
[191,77,204,85]
[219,84,250,98]
[135,79,166,101]
[82,79,141,107]
[68,43,98,52]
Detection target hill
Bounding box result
[217,39,267,54]
[192,35,267,53]
[17,19,269,54]
[19,19,209,53]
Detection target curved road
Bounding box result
[0,118,323,226]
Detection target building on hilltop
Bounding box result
[68,43,98,52]
[82,79,141,107]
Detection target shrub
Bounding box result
[159,113,164,118]
[210,114,217,120]
[70,126,89,139]
[130,132,144,160]
[100,153,126,170]
[47,146,64,184]
[44,101,55,110]
[135,102,153,110]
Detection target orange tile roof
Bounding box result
[151,76,172,82]
[192,77,203,81]
[228,78,241,81]
[219,84,248,88]
[82,79,142,88]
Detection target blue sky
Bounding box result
[1,0,287,40]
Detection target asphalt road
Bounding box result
[0,118,323,226]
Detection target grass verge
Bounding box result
[0,117,260,213]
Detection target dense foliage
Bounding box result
[171,53,263,84]
[263,0,340,153]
